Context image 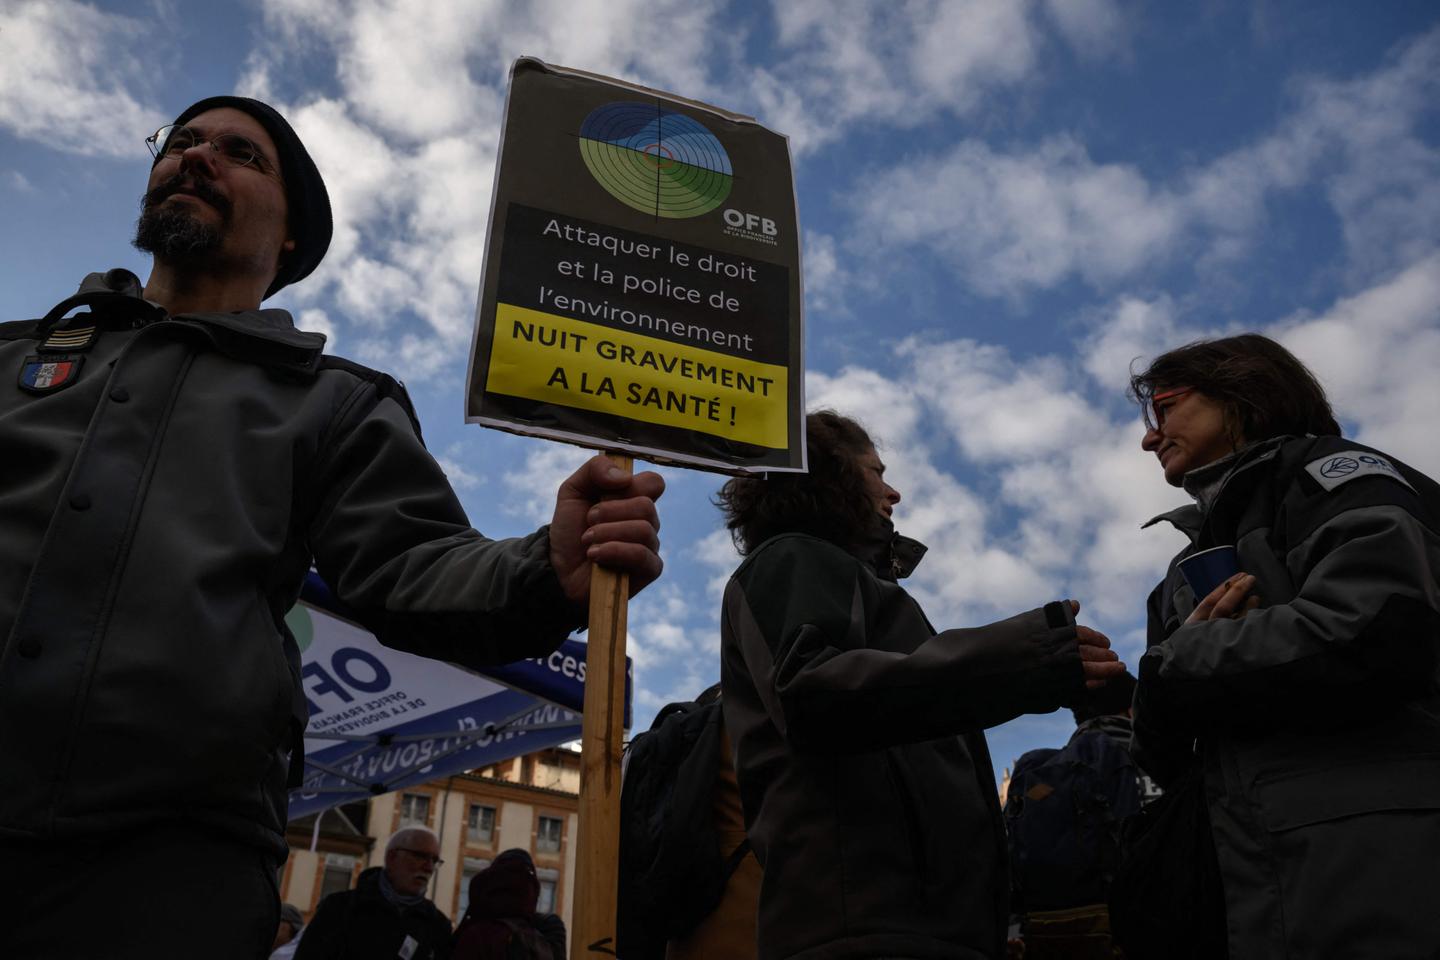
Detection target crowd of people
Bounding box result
[270,829,563,959]
[2,90,1437,960]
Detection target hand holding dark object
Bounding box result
[1185,573,1260,624]
[1067,600,1127,688]
[549,454,665,604]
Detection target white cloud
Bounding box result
[499,442,592,523]
[330,256,421,330]
[694,527,741,601]
[434,456,483,492]
[627,580,720,711]
[0,0,168,157]
[353,332,456,385]
[897,337,1111,462]
[1295,29,1440,282]
[853,137,1183,298]
[295,308,338,350]
[848,26,1440,298]
[1275,252,1440,477]
[433,440,491,494]
[748,0,1129,155]
[801,230,848,315]
[1079,295,1182,394]
[1041,0,1130,61]
[805,365,924,446]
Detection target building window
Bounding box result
[319,854,356,901]
[537,867,559,914]
[399,792,430,827]
[457,857,491,916]
[536,815,563,854]
[467,803,496,844]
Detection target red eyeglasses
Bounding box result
[1149,386,1194,429]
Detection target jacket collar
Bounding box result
[44,269,327,374]
[1141,435,1293,537]
[851,516,929,581]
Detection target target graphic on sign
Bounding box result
[579,102,733,218]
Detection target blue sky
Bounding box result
[4,0,1438,783]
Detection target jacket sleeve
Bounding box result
[725,537,1083,753]
[1138,476,1440,729]
[307,380,584,668]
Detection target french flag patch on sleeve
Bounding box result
[19,355,84,394]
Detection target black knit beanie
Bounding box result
[163,95,332,300]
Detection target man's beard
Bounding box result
[132,174,229,258]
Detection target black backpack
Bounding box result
[1004,727,1142,912]
[498,917,560,960]
[614,688,751,960]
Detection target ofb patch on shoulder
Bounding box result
[1305,450,1415,493]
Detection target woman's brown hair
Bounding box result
[1130,333,1341,443]
[714,410,879,555]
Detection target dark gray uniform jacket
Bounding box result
[0,270,582,858]
[721,529,1084,960]
[1134,434,1440,959]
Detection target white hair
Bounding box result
[385,825,439,855]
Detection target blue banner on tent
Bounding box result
[287,571,629,819]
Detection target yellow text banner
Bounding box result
[486,304,788,449]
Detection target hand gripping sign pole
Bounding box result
[573,452,631,958]
[464,58,805,957]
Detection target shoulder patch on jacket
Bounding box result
[1305,450,1415,493]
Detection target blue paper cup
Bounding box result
[1178,545,1240,599]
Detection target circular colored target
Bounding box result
[579,102,733,219]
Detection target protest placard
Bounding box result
[466,58,804,474]
[466,58,803,958]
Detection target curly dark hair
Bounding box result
[1129,333,1341,444]
[715,410,879,555]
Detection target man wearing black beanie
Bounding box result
[0,97,665,958]
[134,96,332,306]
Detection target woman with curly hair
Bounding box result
[716,410,1124,960]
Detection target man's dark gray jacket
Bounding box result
[0,270,581,857]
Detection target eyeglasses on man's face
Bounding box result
[1149,386,1195,430]
[395,847,443,867]
[145,124,281,179]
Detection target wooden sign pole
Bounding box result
[572,452,633,958]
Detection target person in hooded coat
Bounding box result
[715,410,1125,960]
[451,849,565,960]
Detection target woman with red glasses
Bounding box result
[1115,333,1440,959]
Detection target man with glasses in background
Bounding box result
[296,827,454,960]
[0,97,664,958]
